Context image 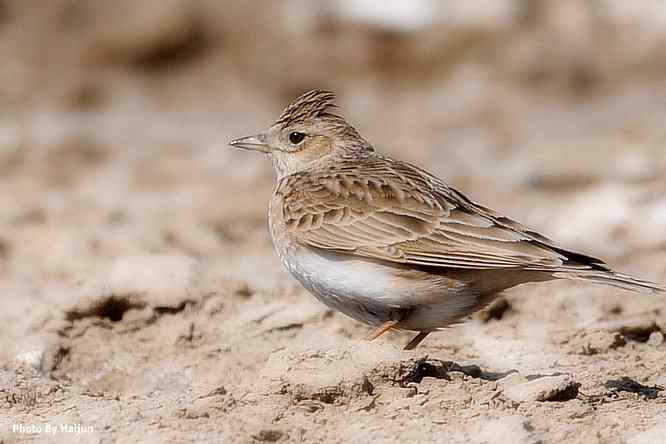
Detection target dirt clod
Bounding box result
[503,375,580,403]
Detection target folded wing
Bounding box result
[280,155,606,273]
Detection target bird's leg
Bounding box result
[365,320,399,341]
[403,332,430,350]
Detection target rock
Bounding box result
[647,331,664,347]
[260,342,403,404]
[369,357,480,386]
[503,375,580,403]
[14,350,44,369]
[12,338,70,373]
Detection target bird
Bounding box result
[229,89,664,350]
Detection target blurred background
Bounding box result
[2,0,666,326]
[2,2,666,441]
[3,0,666,276]
[2,0,666,299]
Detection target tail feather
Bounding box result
[552,270,666,294]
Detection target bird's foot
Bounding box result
[364,320,399,341]
[403,331,430,350]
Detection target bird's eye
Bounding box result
[289,132,305,145]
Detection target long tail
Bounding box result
[552,270,666,294]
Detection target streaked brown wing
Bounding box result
[279,155,588,271]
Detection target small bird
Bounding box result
[230,89,664,350]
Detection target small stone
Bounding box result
[14,350,44,369]
[646,331,664,347]
[260,342,400,404]
[503,375,579,403]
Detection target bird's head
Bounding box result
[230,90,372,178]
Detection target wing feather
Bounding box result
[278,154,603,272]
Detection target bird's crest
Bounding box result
[275,89,341,129]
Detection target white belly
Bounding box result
[278,246,463,328]
[291,249,436,306]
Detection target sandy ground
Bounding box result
[2,2,666,443]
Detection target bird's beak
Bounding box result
[229,134,270,153]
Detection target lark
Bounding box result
[230,89,664,350]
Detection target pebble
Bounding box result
[646,331,664,347]
[503,375,579,403]
[14,350,44,369]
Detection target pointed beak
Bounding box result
[229,134,270,153]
